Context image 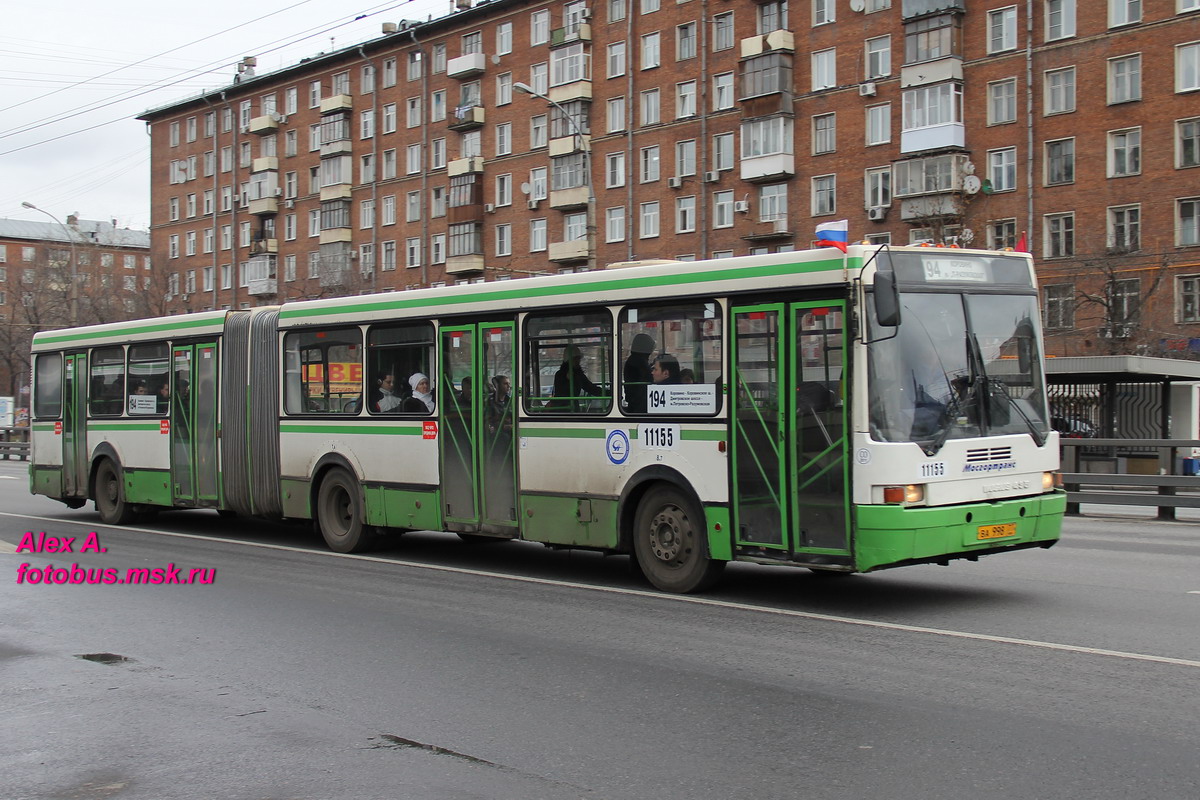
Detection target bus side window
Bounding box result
[523,310,613,415]
[33,353,63,419]
[89,346,125,417]
[366,322,435,414]
[282,328,363,415]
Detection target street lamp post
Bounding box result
[514,82,595,272]
[22,202,78,327]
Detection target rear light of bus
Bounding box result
[883,484,924,504]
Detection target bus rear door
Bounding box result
[170,342,220,506]
[731,302,850,562]
[62,352,88,497]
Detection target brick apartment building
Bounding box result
[137,0,1200,358]
[0,216,151,395]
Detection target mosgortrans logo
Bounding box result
[963,461,1018,473]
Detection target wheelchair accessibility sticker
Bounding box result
[606,429,630,465]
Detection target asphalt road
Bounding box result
[2,460,1198,800]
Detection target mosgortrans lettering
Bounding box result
[962,461,1018,473]
[15,562,217,586]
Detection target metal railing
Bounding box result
[1060,438,1200,520]
[0,427,30,461]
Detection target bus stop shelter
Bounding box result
[1045,355,1200,440]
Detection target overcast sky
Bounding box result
[0,0,453,232]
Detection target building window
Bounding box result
[530,218,548,252]
[866,103,890,145]
[640,89,660,126]
[639,202,660,238]
[1108,278,1140,328]
[813,113,836,155]
[675,140,697,177]
[1044,284,1074,329]
[814,0,834,25]
[676,81,697,118]
[712,13,734,51]
[531,10,550,45]
[759,183,787,222]
[713,133,734,171]
[552,42,588,86]
[988,78,1016,125]
[606,152,626,188]
[902,82,962,130]
[812,49,836,91]
[1108,205,1141,252]
[1180,199,1200,246]
[608,41,626,78]
[988,7,1017,54]
[989,218,1017,250]
[904,13,961,64]
[1047,0,1076,40]
[1179,275,1200,322]
[742,116,792,159]
[1109,0,1141,27]
[676,196,696,233]
[713,73,734,110]
[988,147,1016,193]
[495,224,511,257]
[1179,118,1200,168]
[713,191,734,228]
[1179,42,1200,92]
[676,23,698,62]
[607,97,626,133]
[641,32,661,69]
[758,1,788,33]
[497,21,513,55]
[495,123,511,156]
[1044,213,1075,257]
[609,0,627,23]
[1046,138,1075,185]
[1045,67,1076,114]
[606,207,626,243]
[865,166,891,208]
[812,175,836,216]
[1108,54,1141,103]
[742,53,792,98]
[640,145,661,182]
[866,36,891,79]
[1108,128,1142,177]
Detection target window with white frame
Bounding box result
[676,81,697,118]
[406,144,422,174]
[462,31,483,56]
[865,166,891,208]
[496,173,512,206]
[902,82,962,130]
[361,110,375,139]
[531,10,550,45]
[608,41,627,77]
[812,49,836,90]
[1182,0,1200,13]
[382,58,396,88]
[530,62,548,95]
[988,7,1017,53]
[607,97,626,132]
[497,21,513,55]
[813,114,836,154]
[758,1,787,33]
[1109,0,1141,27]
[406,192,421,222]
[431,138,447,169]
[1108,54,1141,103]
[406,238,421,268]
[676,196,696,232]
[814,0,834,25]
[381,241,396,271]
[1108,204,1140,251]
[530,167,548,199]
[565,212,587,241]
[360,199,375,229]
[893,154,960,196]
[531,115,548,148]
[640,146,661,182]
[384,195,397,225]
[1043,284,1074,329]
[641,0,660,12]
[713,12,734,51]
[1108,128,1141,177]
[677,22,697,60]
[1046,138,1075,185]
[609,0,627,22]
[606,207,626,242]
[461,130,482,159]
[332,72,350,95]
[430,234,446,265]
[1179,43,1200,92]
[496,123,512,156]
[640,89,660,125]
[431,187,446,218]
[495,224,512,257]
[866,104,891,145]
[866,36,891,79]
[713,73,734,110]
[742,116,792,158]
[606,152,626,188]
[432,43,447,73]
[1047,0,1076,39]
[382,149,397,180]
[406,52,422,82]
[1107,278,1140,326]
[759,183,787,222]
[641,32,661,69]
[713,191,734,227]
[676,139,697,176]
[1181,198,1200,246]
[812,175,836,215]
[1178,275,1200,322]
[530,218,548,251]
[551,43,588,87]
[988,78,1016,124]
[640,202,660,238]
[1045,67,1076,114]
[1179,118,1200,168]
[1044,213,1074,257]
[431,90,446,121]
[713,133,734,171]
[406,98,421,128]
[988,147,1016,192]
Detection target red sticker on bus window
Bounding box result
[160,420,170,434]
[811,307,830,316]
[54,421,62,436]
[422,420,438,439]
[749,312,766,320]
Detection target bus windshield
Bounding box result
[868,290,1050,453]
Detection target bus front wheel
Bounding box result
[94,459,135,525]
[316,468,375,553]
[633,486,724,593]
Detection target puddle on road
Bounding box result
[76,652,134,665]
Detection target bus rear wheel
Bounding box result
[316,468,375,553]
[633,486,724,593]
[94,459,135,525]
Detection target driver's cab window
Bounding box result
[283,327,363,414]
[366,323,436,414]
[524,310,612,414]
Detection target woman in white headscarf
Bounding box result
[409,372,435,412]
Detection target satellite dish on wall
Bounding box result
[849,0,866,11]
[962,175,982,195]
[520,182,532,195]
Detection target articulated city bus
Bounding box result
[29,246,1065,592]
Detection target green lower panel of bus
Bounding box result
[125,468,172,506]
[520,494,619,549]
[365,484,442,531]
[854,490,1067,572]
[703,504,733,561]
[32,465,62,498]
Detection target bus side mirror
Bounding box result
[874,270,901,327]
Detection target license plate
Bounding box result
[977,523,1017,540]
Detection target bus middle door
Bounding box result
[62,352,89,498]
[170,343,220,506]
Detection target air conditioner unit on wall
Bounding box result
[484,203,496,213]
[868,206,887,221]
[859,82,877,97]
[734,200,749,213]
[528,199,540,210]
[704,171,719,183]
[667,176,682,189]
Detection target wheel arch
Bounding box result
[88,442,122,499]
[617,465,707,555]
[308,451,363,518]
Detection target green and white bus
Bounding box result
[29,246,1065,592]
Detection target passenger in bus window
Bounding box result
[374,373,402,412]
[622,333,655,413]
[156,383,170,413]
[679,368,695,384]
[651,354,682,385]
[487,375,512,431]
[131,381,148,395]
[551,345,601,410]
[408,372,435,413]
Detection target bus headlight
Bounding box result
[1042,471,1061,491]
[883,484,924,504]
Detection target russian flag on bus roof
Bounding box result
[815,220,849,253]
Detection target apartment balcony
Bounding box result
[900,57,962,88]
[448,105,486,131]
[902,0,964,20]
[320,94,352,114]
[900,122,965,154]
[247,196,279,216]
[252,157,278,173]
[445,254,485,275]
[245,254,277,296]
[320,138,352,157]
[448,156,485,176]
[551,23,591,46]
[248,115,279,135]
[740,29,795,57]
[549,134,589,157]
[447,52,486,79]
[320,184,352,202]
[319,265,350,288]
[548,239,589,263]
[740,153,795,183]
[249,238,278,255]
[549,186,589,210]
[743,218,793,242]
[899,195,962,220]
[319,228,353,245]
[549,81,592,104]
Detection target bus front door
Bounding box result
[731,302,849,561]
[439,322,518,535]
[62,352,89,497]
[170,343,220,506]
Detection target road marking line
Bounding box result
[0,539,16,553]
[3,510,1199,670]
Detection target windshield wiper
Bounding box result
[968,333,1046,447]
